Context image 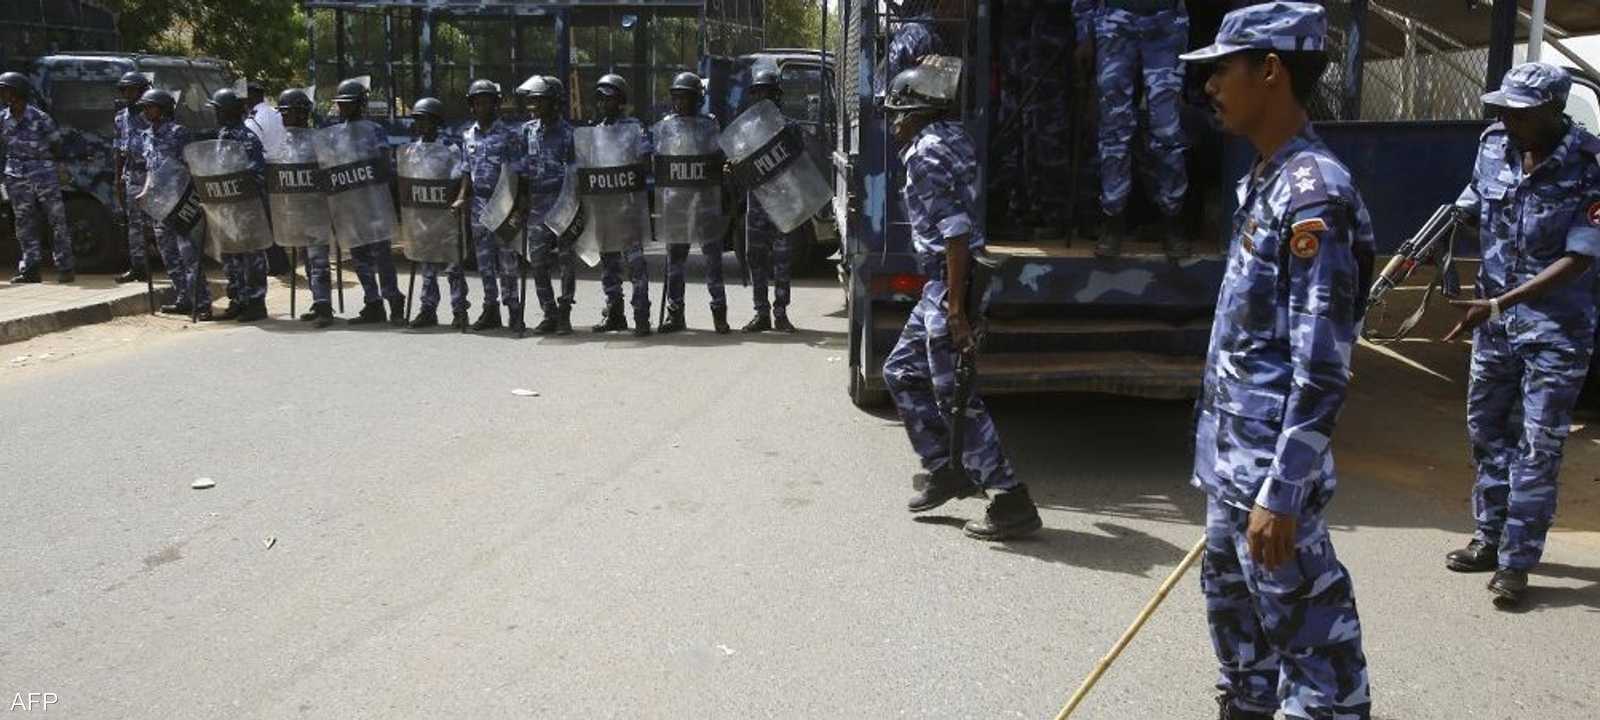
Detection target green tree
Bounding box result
[765,0,828,50]
[104,0,310,89]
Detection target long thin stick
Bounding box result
[1054,535,1207,720]
[290,246,298,319]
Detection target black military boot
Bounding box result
[409,307,439,329]
[531,305,559,335]
[712,306,731,335]
[311,302,335,328]
[1215,695,1274,720]
[451,310,470,330]
[236,298,268,322]
[10,268,41,284]
[632,310,653,337]
[1488,568,1529,606]
[773,312,796,334]
[160,301,192,315]
[1094,213,1127,258]
[299,305,321,322]
[659,306,686,334]
[214,302,244,321]
[742,311,772,333]
[56,270,75,284]
[1163,213,1192,260]
[508,304,527,336]
[470,303,502,332]
[592,300,627,333]
[116,268,147,284]
[348,300,387,325]
[963,484,1043,540]
[1445,539,1498,573]
[907,466,981,513]
[389,296,408,327]
[555,301,574,336]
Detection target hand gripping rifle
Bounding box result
[1363,204,1467,343]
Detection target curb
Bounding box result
[0,280,229,346]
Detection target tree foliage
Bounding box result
[104,0,309,89]
[765,0,830,50]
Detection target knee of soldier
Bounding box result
[1519,420,1572,459]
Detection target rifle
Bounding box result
[1363,204,1466,343]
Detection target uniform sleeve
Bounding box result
[1256,204,1363,515]
[114,114,128,155]
[244,131,267,177]
[910,141,977,247]
[1564,162,1600,258]
[639,122,655,159]
[1073,0,1099,46]
[40,110,62,146]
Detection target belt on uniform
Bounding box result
[1105,0,1178,14]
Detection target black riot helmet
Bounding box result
[276,88,313,113]
[333,79,368,104]
[411,96,446,122]
[749,67,781,95]
[595,73,628,101]
[884,66,957,113]
[669,72,703,97]
[524,76,563,100]
[137,88,177,116]
[207,87,246,114]
[0,71,32,98]
[118,72,151,89]
[466,79,501,100]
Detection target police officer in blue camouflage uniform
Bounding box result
[456,79,526,333]
[407,97,472,331]
[278,89,337,328]
[139,88,214,319]
[113,72,153,284]
[208,88,270,322]
[1181,5,1372,718]
[739,69,797,334]
[331,79,408,327]
[1,71,75,283]
[1076,0,1191,259]
[881,0,941,94]
[656,72,730,334]
[1441,63,1600,608]
[884,60,1042,541]
[589,73,654,337]
[519,76,578,336]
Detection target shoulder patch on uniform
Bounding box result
[1290,231,1320,259]
[1283,154,1331,212]
[1291,218,1328,234]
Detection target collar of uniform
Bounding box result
[1236,123,1321,205]
[899,119,948,163]
[469,119,505,137]
[1508,119,1579,183]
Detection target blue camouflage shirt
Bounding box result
[116,106,151,173]
[1192,126,1375,516]
[142,119,191,169]
[900,119,985,261]
[520,116,575,217]
[0,104,61,176]
[461,119,524,196]
[216,123,266,184]
[1455,121,1600,346]
[880,13,940,93]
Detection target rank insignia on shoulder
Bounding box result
[1242,235,1255,253]
[1290,231,1319,259]
[1588,200,1600,226]
[1291,218,1328,234]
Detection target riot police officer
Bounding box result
[408,97,472,330]
[453,79,526,333]
[113,72,153,284]
[654,71,730,334]
[208,88,270,322]
[277,89,337,328]
[1442,63,1600,608]
[738,69,797,333]
[331,79,408,326]
[0,71,75,283]
[138,88,213,319]
[588,73,654,336]
[1181,4,1372,717]
[519,76,578,335]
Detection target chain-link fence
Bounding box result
[1313,0,1492,122]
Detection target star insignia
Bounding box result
[1291,165,1314,181]
[1295,177,1318,193]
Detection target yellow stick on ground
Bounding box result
[1054,535,1209,720]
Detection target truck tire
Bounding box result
[65,193,123,273]
[848,308,891,409]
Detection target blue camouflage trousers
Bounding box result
[418,261,469,314]
[883,280,1017,490]
[348,240,403,306]
[1202,496,1371,720]
[1467,317,1591,570]
[301,244,332,305]
[528,224,575,313]
[158,221,211,307]
[123,171,149,267]
[472,197,521,310]
[747,204,792,314]
[222,250,268,303]
[5,170,74,274]
[600,244,651,313]
[666,241,727,311]
[1095,7,1189,218]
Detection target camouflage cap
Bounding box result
[1180,2,1327,63]
[1483,62,1572,109]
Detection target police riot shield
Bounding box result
[481,163,520,248]
[182,139,275,254]
[397,141,461,264]
[138,155,205,235]
[652,115,726,246]
[266,127,331,248]
[574,123,651,253]
[721,100,831,234]
[313,120,396,249]
[544,167,595,267]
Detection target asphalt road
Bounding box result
[2,264,1597,719]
